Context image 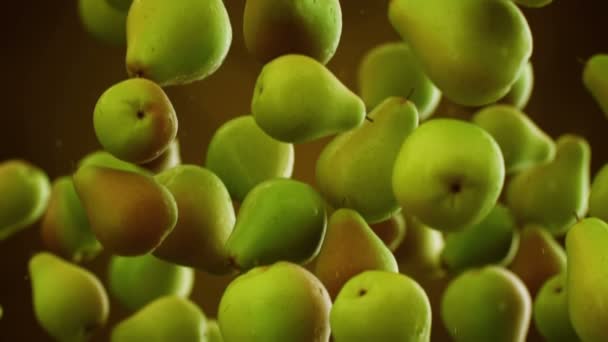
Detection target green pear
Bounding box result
[78,150,151,175]
[314,209,398,299]
[94,78,177,164]
[225,179,326,270]
[583,54,608,116]
[566,217,608,342]
[78,0,127,45]
[0,160,50,240]
[41,177,102,262]
[243,0,342,64]
[108,254,194,311]
[358,42,441,120]
[393,118,505,232]
[205,116,294,202]
[107,0,132,11]
[473,105,555,174]
[589,164,608,222]
[533,274,580,342]
[331,270,431,342]
[500,61,534,109]
[140,138,181,173]
[316,97,419,223]
[394,215,444,278]
[513,0,553,8]
[29,252,109,342]
[206,320,223,342]
[441,204,519,274]
[370,211,407,252]
[218,262,331,342]
[126,0,232,86]
[73,165,177,256]
[509,225,566,297]
[154,165,235,274]
[111,296,206,342]
[506,134,590,236]
[441,266,531,342]
[251,54,366,143]
[389,0,532,106]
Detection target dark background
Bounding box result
[0,0,607,340]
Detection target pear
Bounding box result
[154,165,235,274]
[107,0,132,11]
[533,274,580,342]
[394,215,444,278]
[508,225,566,297]
[370,211,407,252]
[73,165,177,256]
[126,0,232,86]
[500,61,534,109]
[41,177,102,262]
[225,179,326,271]
[205,116,294,202]
[506,134,590,236]
[316,97,419,223]
[140,138,181,173]
[392,118,505,232]
[566,217,608,342]
[94,78,178,164]
[111,296,206,342]
[0,160,50,240]
[589,164,608,222]
[314,209,398,299]
[78,0,127,45]
[29,252,109,342]
[331,270,431,342]
[441,204,519,274]
[251,54,366,143]
[583,54,608,117]
[243,0,342,64]
[358,42,441,120]
[389,0,532,106]
[78,150,151,175]
[218,262,331,342]
[206,320,223,342]
[441,266,532,342]
[473,105,555,174]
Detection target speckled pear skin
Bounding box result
[584,54,608,117]
[126,0,232,86]
[78,0,127,45]
[533,274,580,342]
[73,165,177,256]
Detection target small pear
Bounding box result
[588,163,608,222]
[78,150,151,175]
[533,274,580,342]
[206,320,223,342]
[29,252,109,342]
[316,97,419,223]
[506,134,590,236]
[111,296,206,342]
[583,54,608,116]
[73,165,177,256]
[473,105,555,174]
[500,61,534,109]
[78,0,127,45]
[252,54,366,143]
[370,211,407,252]
[205,116,294,202]
[0,160,50,240]
[218,262,331,342]
[126,0,232,86]
[394,215,444,278]
[140,138,181,173]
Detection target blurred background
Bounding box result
[0,0,607,340]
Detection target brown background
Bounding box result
[0,0,607,340]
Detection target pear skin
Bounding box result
[78,0,127,45]
[499,62,534,109]
[78,150,151,175]
[533,274,580,342]
[583,54,608,117]
[140,138,181,173]
[589,163,608,222]
[370,211,407,252]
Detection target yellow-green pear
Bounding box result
[394,215,444,278]
[589,163,608,222]
[533,274,580,342]
[29,252,109,342]
[206,320,223,342]
[370,211,407,252]
[251,54,366,143]
[140,138,181,173]
[78,0,127,45]
[126,0,232,86]
[500,61,534,109]
[583,54,608,117]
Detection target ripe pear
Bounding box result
[205,116,294,201]
[243,0,342,64]
[394,215,444,278]
[140,138,181,173]
[589,164,608,222]
[73,165,177,256]
[206,320,223,342]
[533,274,580,342]
[506,134,590,236]
[331,271,431,342]
[473,105,555,174]
[41,177,102,262]
[358,42,441,120]
[583,54,608,116]
[509,225,566,297]
[78,150,151,175]
[94,78,177,164]
[441,266,531,342]
[107,0,132,11]
[111,296,207,342]
[0,160,50,240]
[126,0,232,86]
[500,61,534,109]
[251,54,366,143]
[393,118,505,232]
[218,262,331,342]
[225,179,326,270]
[78,0,127,45]
[29,252,109,342]
[441,204,519,274]
[566,217,608,342]
[154,165,235,274]
[389,0,532,106]
[316,97,419,223]
[370,211,407,252]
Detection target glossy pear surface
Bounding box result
[78,0,126,45]
[533,274,579,342]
